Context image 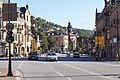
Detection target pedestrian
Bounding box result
[99,52,102,61]
[5,50,8,57]
[96,52,99,61]
[116,54,119,63]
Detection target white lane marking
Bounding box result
[18,61,24,69]
[49,66,54,70]
[65,64,119,80]
[66,77,72,80]
[48,65,72,80]
[57,72,64,76]
[57,72,72,80]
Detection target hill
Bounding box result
[31,16,93,37]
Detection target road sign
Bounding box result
[2,3,17,21]
[95,36,105,47]
[6,23,14,31]
[6,33,14,43]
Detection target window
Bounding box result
[14,34,17,41]
[22,35,24,41]
[18,35,20,43]
[22,25,24,30]
[1,32,4,39]
[14,23,17,28]
[27,16,28,21]
[27,35,29,42]
[0,32,1,40]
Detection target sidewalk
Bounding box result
[0,68,22,80]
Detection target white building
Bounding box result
[0,1,32,57]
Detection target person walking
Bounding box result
[96,52,99,61]
[116,54,119,63]
[5,50,8,57]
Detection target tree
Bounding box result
[47,36,55,51]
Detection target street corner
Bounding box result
[13,68,23,80]
[0,68,22,80]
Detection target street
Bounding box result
[0,59,120,80]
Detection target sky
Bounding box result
[10,0,104,30]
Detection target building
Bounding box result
[95,0,120,57]
[0,1,32,57]
[54,33,68,53]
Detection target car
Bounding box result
[0,53,4,57]
[72,52,80,58]
[28,52,39,60]
[46,52,58,61]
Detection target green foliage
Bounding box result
[31,16,93,52]
[47,36,55,50]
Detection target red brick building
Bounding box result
[95,0,120,57]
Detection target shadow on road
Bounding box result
[0,56,115,62]
[22,73,120,79]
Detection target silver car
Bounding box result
[46,52,58,61]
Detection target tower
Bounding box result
[67,22,72,36]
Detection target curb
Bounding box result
[0,68,23,80]
[15,68,24,80]
[14,69,22,80]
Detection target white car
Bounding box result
[46,52,58,61]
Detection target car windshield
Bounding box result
[29,52,38,55]
[73,52,79,54]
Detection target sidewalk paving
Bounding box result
[0,68,22,80]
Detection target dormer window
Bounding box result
[21,14,24,19]
[27,16,28,21]
[17,13,20,18]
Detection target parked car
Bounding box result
[72,52,80,58]
[46,52,58,61]
[0,53,4,57]
[28,52,39,60]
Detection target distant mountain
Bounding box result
[72,28,93,37]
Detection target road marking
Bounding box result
[66,77,72,80]
[57,72,64,76]
[18,61,24,69]
[65,64,119,80]
[57,72,72,80]
[49,66,54,70]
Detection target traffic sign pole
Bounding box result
[7,43,13,76]
[7,0,13,77]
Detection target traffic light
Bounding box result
[6,31,14,43]
[111,0,116,5]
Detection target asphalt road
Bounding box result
[0,60,120,80]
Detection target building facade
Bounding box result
[0,1,32,57]
[95,0,120,57]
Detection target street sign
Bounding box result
[2,3,17,21]
[6,35,14,43]
[6,23,14,31]
[95,36,105,47]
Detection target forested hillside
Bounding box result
[31,16,93,37]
